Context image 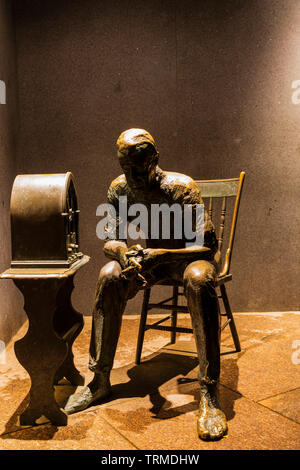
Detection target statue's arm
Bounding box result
[102,183,129,268]
[103,182,144,269]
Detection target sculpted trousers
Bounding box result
[89,259,220,383]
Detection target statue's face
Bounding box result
[118,144,158,190]
[116,129,159,190]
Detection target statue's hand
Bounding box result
[138,248,163,271]
[119,244,144,269]
[125,244,144,260]
[121,246,164,283]
[121,245,148,286]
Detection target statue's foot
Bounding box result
[197,383,228,441]
[64,375,111,415]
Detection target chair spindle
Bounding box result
[218,196,226,253]
[208,197,213,221]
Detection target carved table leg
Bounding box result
[14,278,69,426]
[53,275,85,386]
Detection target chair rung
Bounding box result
[145,324,193,334]
[148,303,189,312]
[154,295,177,306]
[146,315,172,328]
[221,318,231,331]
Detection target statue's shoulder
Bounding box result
[107,174,127,201]
[160,170,201,203]
[161,170,195,187]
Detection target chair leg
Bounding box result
[135,287,151,365]
[171,286,179,344]
[220,284,241,352]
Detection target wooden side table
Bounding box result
[1,255,89,426]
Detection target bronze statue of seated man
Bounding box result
[64,128,227,441]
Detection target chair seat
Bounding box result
[215,274,232,286]
[145,273,232,289]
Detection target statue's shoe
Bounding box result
[64,385,112,415]
[197,406,228,440]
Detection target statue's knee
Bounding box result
[98,261,122,285]
[183,261,216,291]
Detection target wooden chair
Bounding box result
[135,172,246,365]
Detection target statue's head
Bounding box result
[116,128,159,189]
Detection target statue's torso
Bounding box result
[107,168,215,250]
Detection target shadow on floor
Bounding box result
[1,347,243,441]
[0,382,77,440]
[1,412,96,442]
[90,350,240,423]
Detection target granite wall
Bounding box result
[8,0,300,321]
[0,0,23,347]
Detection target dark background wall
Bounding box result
[4,0,299,329]
[0,0,24,346]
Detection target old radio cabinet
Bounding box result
[1,172,90,426]
[11,172,83,268]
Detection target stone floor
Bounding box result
[0,311,299,450]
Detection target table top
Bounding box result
[0,255,90,279]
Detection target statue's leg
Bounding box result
[64,261,132,414]
[183,260,227,440]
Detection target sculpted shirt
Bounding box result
[105,167,218,256]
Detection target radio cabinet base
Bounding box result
[1,256,89,426]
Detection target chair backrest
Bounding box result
[196,172,245,277]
